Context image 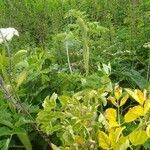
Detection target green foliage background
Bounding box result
[0,0,150,149]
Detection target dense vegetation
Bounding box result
[0,0,150,149]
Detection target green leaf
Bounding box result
[123,69,148,89]
[129,130,148,146]
[0,127,12,136]
[17,133,32,150]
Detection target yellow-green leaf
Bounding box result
[124,105,144,123]
[113,136,129,150]
[119,94,129,107]
[74,135,84,145]
[98,131,111,149]
[108,96,118,107]
[16,69,27,87]
[129,130,148,146]
[146,125,150,137]
[105,108,119,127]
[114,85,122,100]
[109,127,125,144]
[125,88,143,105]
[135,89,145,105]
[144,99,150,114]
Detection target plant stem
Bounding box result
[65,42,72,74]
[117,106,120,125]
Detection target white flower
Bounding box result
[0,27,19,44]
[143,42,150,49]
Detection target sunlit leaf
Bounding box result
[129,130,148,146]
[113,136,129,150]
[146,125,150,137]
[114,85,122,100]
[144,99,150,114]
[105,108,119,127]
[42,93,57,109]
[119,94,129,107]
[98,113,109,130]
[125,89,143,105]
[107,96,118,107]
[98,131,111,149]
[135,89,145,105]
[109,127,125,144]
[124,105,144,123]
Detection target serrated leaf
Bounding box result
[129,130,148,146]
[98,131,111,149]
[119,94,129,107]
[42,93,57,110]
[124,105,144,123]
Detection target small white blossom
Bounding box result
[143,42,150,49]
[0,27,19,44]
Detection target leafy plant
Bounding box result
[37,84,150,149]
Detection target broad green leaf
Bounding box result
[98,131,111,149]
[129,130,148,146]
[125,89,144,105]
[119,94,129,107]
[17,133,32,150]
[105,108,119,127]
[16,69,27,87]
[124,105,144,123]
